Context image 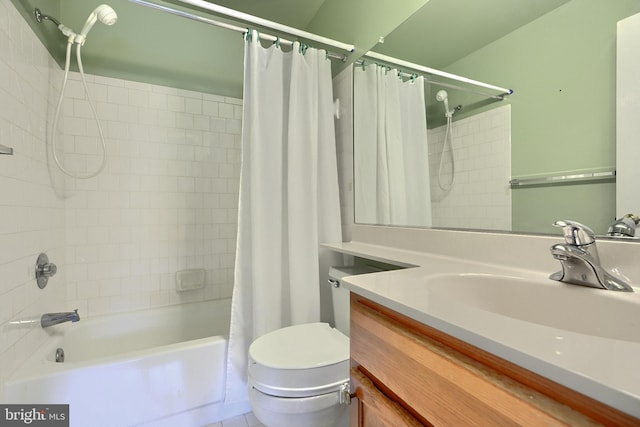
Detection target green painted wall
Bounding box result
[444,0,640,234]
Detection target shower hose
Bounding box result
[50,40,107,179]
[437,113,455,191]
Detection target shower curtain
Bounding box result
[354,65,432,226]
[225,33,343,404]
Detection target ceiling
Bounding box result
[374,0,569,70]
[12,0,568,98]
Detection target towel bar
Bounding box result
[510,169,615,187]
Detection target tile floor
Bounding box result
[205,411,265,427]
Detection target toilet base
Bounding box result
[249,386,348,427]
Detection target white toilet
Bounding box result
[247,265,377,427]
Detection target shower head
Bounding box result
[436,90,453,118]
[76,4,118,45]
[435,90,448,102]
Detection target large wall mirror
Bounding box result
[353,0,640,236]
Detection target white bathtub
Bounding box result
[3,299,250,427]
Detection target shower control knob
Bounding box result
[36,253,57,289]
[40,262,57,276]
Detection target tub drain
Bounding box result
[55,347,65,363]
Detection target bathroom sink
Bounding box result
[424,273,640,343]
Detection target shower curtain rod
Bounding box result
[363,62,507,100]
[363,51,514,98]
[129,0,355,57]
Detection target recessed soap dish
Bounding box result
[0,144,13,155]
[176,268,205,291]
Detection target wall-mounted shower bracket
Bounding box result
[34,8,61,27]
[33,8,44,23]
[36,253,57,289]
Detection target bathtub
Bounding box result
[3,299,250,427]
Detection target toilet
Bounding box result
[247,265,378,427]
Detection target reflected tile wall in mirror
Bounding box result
[428,105,511,230]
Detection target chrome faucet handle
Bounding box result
[553,220,596,246]
[35,253,57,289]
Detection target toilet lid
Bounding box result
[250,322,349,369]
[248,322,350,397]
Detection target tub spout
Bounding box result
[41,309,80,328]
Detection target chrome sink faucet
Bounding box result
[549,220,633,292]
[606,213,639,238]
[41,309,80,328]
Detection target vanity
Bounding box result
[325,225,640,426]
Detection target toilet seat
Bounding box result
[249,385,348,427]
[248,322,350,398]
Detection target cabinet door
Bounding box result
[350,367,425,427]
[350,298,603,426]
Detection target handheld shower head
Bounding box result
[435,90,448,102]
[76,4,118,44]
[436,90,453,118]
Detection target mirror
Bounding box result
[353,0,640,236]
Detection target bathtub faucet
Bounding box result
[41,309,80,328]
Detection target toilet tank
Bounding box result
[328,265,380,337]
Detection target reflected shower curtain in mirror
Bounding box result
[225,33,343,404]
[354,65,432,226]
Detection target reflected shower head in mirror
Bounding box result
[435,89,448,102]
[436,90,453,118]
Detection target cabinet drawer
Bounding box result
[350,299,600,426]
[350,367,424,427]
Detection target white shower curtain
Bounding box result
[225,33,343,404]
[354,65,432,226]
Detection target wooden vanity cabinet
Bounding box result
[349,294,639,427]
[350,366,424,427]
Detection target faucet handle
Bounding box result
[553,220,596,246]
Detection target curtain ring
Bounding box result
[244,28,252,42]
[275,36,281,48]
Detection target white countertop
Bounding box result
[324,240,640,419]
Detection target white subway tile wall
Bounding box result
[62,73,241,317]
[428,105,512,231]
[0,0,67,388]
[0,0,241,388]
